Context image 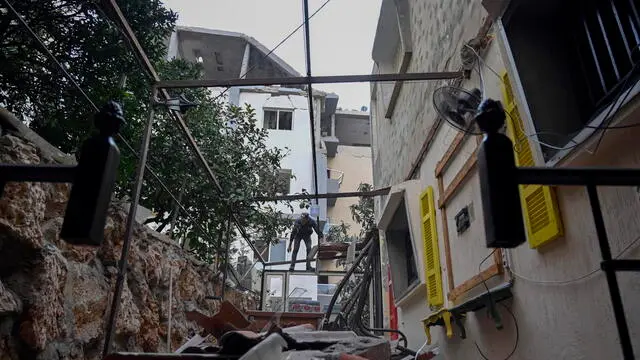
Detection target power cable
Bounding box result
[467,42,640,153]
[478,249,497,297]
[590,68,638,154]
[473,249,519,360]
[474,303,519,360]
[510,233,640,285]
[210,0,333,103]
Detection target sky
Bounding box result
[162,0,382,110]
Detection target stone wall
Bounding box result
[0,133,256,360]
[371,0,485,213]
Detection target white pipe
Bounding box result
[168,267,173,352]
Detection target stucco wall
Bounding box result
[371,1,640,359]
[327,145,373,235]
[236,89,326,272]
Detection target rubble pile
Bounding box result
[106,301,395,360]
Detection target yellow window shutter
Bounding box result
[420,186,443,307]
[500,72,564,248]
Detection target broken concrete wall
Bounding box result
[0,132,257,360]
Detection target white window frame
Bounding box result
[497,19,640,167]
[263,108,294,131]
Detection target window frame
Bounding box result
[497,17,640,167]
[378,185,423,305]
[263,108,294,131]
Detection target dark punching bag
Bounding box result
[475,99,526,248]
[61,101,124,246]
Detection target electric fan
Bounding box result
[433,86,482,135]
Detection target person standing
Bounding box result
[287,212,323,271]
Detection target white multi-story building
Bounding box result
[166,26,373,311]
[234,85,332,273]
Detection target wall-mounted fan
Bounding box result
[433,86,482,135]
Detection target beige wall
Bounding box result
[371,1,640,358]
[323,145,373,284]
[327,145,373,236]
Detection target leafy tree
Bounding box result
[0,1,295,262]
[0,0,176,153]
[326,183,375,244]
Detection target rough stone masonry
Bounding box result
[0,132,256,360]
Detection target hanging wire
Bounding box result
[473,248,519,360]
[474,303,519,360]
[509,233,640,285]
[465,42,640,155]
[210,0,333,103]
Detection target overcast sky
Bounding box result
[162,0,382,110]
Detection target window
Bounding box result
[269,240,287,262]
[385,198,419,299]
[276,169,292,195]
[503,0,640,161]
[278,111,293,130]
[264,110,277,129]
[263,109,293,130]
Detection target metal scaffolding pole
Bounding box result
[153,72,464,89]
[103,105,155,357]
[252,187,391,201]
[221,211,233,299]
[302,0,320,215]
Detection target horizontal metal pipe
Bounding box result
[516,167,640,186]
[264,254,346,266]
[252,187,391,202]
[601,259,640,272]
[0,164,76,183]
[154,72,464,89]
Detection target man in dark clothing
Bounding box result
[287,212,323,271]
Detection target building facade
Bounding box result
[371,0,640,358]
[167,26,374,309]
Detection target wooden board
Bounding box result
[447,263,502,302]
[438,149,478,209]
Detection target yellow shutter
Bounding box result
[500,72,564,248]
[420,186,443,307]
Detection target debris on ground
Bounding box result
[104,302,409,360]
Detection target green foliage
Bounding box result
[0,1,294,263]
[0,0,177,153]
[326,221,356,243]
[349,183,375,236]
[326,183,375,244]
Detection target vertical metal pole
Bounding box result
[221,210,233,300]
[371,233,383,331]
[103,106,155,357]
[302,0,320,224]
[586,185,635,360]
[168,267,173,352]
[259,269,265,311]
